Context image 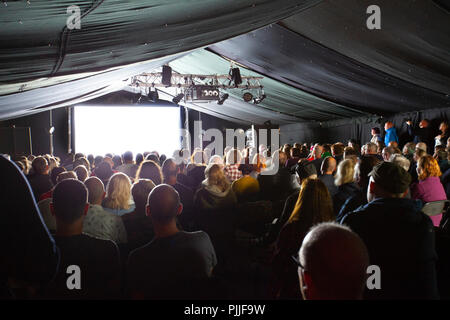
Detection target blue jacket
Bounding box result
[384,127,399,146]
[341,197,439,300]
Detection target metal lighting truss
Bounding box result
[129,71,264,102]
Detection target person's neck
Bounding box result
[55,220,84,237]
[324,171,333,175]
[165,176,177,186]
[153,220,179,239]
[90,200,102,206]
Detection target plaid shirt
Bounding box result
[224,164,243,182]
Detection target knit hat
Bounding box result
[368,162,411,194]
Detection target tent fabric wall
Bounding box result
[280,107,450,147]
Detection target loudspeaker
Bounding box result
[162,65,172,86]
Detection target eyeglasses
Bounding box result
[291,254,305,271]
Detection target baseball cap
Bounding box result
[368,162,411,194]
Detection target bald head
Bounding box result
[299,222,369,300]
[321,156,336,175]
[84,176,105,205]
[147,184,182,224]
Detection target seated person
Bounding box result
[102,172,135,216]
[126,185,217,299]
[162,158,195,229]
[232,164,260,202]
[411,155,447,226]
[341,162,439,299]
[1,155,58,299]
[83,177,128,244]
[122,179,156,251]
[224,149,243,182]
[257,150,296,202]
[337,155,381,222]
[28,156,53,201]
[116,151,139,180]
[319,156,337,197]
[271,178,334,299]
[45,179,121,299]
[297,222,369,300]
[265,161,317,245]
[285,147,301,169]
[194,164,237,212]
[333,159,361,217]
[38,171,78,234]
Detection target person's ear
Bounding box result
[102,191,106,200]
[50,202,55,216]
[177,203,183,216]
[369,180,376,194]
[83,203,89,216]
[146,205,151,217]
[302,271,314,300]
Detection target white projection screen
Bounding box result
[74,105,181,157]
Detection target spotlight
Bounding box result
[172,93,184,104]
[162,65,172,86]
[253,94,267,104]
[243,92,253,102]
[217,93,229,105]
[229,67,242,87]
[148,90,159,102]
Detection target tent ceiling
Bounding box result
[169,50,367,122]
[0,0,319,84]
[209,23,450,115]
[0,0,449,123]
[280,0,450,94]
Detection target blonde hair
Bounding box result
[335,159,355,186]
[103,172,132,210]
[288,178,334,224]
[204,163,230,192]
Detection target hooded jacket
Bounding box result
[194,180,237,212]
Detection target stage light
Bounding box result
[243,92,253,102]
[217,93,229,105]
[253,94,267,104]
[148,90,159,102]
[229,67,242,87]
[49,126,55,134]
[162,65,172,86]
[172,93,184,104]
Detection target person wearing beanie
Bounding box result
[341,162,439,300]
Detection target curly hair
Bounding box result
[418,155,442,180]
[204,163,230,192]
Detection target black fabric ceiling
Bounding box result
[209,23,450,116]
[0,0,320,84]
[0,0,449,123]
[280,0,450,94]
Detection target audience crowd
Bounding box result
[3,119,450,300]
